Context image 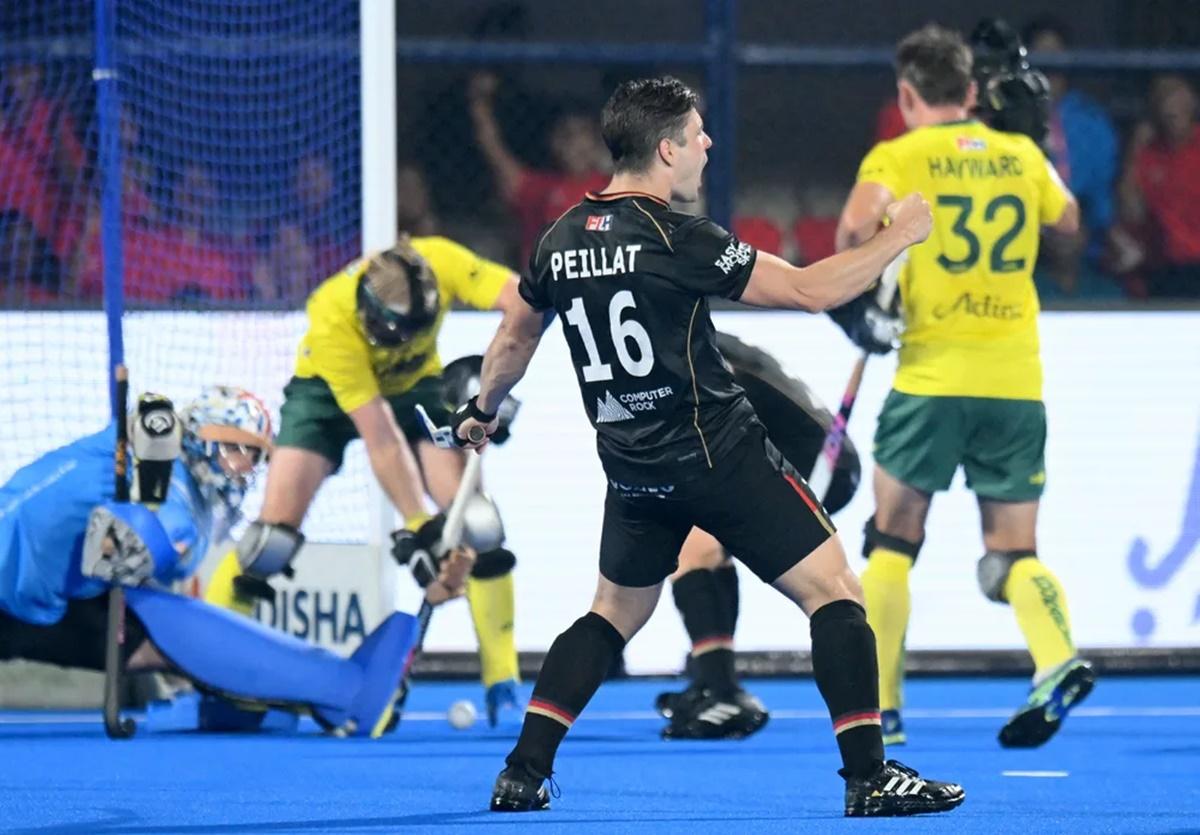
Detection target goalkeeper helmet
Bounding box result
[969,18,1051,144]
[356,236,440,348]
[180,386,273,506]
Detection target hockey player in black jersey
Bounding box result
[453,76,964,818]
[655,331,866,742]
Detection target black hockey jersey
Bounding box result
[520,190,760,482]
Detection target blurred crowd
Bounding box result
[2,14,1198,306]
[0,63,359,306]
[862,18,1200,301]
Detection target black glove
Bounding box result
[232,574,276,603]
[390,514,446,587]
[230,562,295,604]
[448,395,496,447]
[828,285,903,355]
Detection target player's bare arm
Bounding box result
[348,395,429,521]
[468,72,525,201]
[739,192,931,312]
[477,295,548,412]
[835,181,895,251]
[489,273,525,315]
[457,296,550,448]
[1049,191,1081,236]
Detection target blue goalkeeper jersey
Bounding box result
[0,424,224,626]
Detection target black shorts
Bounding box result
[0,595,147,672]
[599,424,836,587]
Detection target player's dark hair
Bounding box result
[895,24,974,107]
[600,76,697,174]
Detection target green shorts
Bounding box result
[873,390,1046,502]
[275,375,452,472]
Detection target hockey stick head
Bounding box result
[414,404,459,449]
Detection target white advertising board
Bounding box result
[3,310,1197,672]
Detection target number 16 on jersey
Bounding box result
[564,291,655,382]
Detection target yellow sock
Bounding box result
[203,549,255,617]
[1003,557,1075,678]
[861,548,912,711]
[466,572,519,688]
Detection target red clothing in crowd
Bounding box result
[9,98,86,176]
[1133,125,1200,265]
[875,99,907,143]
[79,222,241,302]
[0,134,55,237]
[0,97,87,259]
[511,168,609,263]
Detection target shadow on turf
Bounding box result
[12,811,834,833]
[0,730,117,741]
[312,745,819,765]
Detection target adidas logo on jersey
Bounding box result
[595,390,635,423]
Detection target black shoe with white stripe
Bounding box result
[660,687,769,740]
[490,762,553,812]
[844,760,965,817]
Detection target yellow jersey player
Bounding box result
[206,235,526,724]
[835,24,1092,749]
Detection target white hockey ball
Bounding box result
[447,699,477,730]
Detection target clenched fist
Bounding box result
[884,193,932,247]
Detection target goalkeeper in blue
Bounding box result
[0,386,417,736]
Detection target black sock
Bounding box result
[714,562,739,632]
[673,568,736,694]
[810,599,885,779]
[508,612,626,775]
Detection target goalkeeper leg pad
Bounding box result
[145,691,301,734]
[125,587,417,737]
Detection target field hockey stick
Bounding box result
[806,252,906,502]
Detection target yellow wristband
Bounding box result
[404,511,433,533]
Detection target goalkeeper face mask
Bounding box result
[357,239,440,348]
[181,386,273,506]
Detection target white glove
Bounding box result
[861,303,905,352]
[130,394,182,505]
[82,505,156,586]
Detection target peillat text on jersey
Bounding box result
[549,244,643,282]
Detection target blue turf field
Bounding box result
[1,676,1197,834]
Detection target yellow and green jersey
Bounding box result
[294,236,512,414]
[855,119,1070,400]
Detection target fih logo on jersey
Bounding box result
[585,214,613,232]
[714,240,753,275]
[956,136,987,151]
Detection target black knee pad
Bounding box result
[977,550,1037,603]
[861,518,923,563]
[472,547,516,579]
